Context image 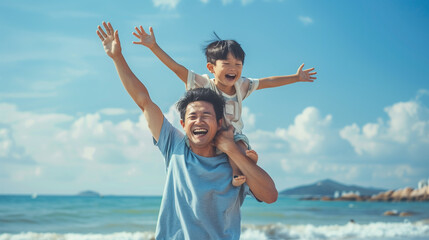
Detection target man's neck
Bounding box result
[190,145,217,158]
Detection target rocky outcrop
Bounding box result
[301,185,429,202]
[383,210,414,217]
[370,186,429,202]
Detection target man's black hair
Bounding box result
[204,38,245,65]
[176,88,225,122]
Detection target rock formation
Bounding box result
[370,185,429,202]
[301,185,429,202]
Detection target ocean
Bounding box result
[1,195,428,240]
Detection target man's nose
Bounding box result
[195,116,203,123]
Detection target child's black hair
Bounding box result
[204,32,245,65]
[176,88,225,122]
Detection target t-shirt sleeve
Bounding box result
[239,77,260,100]
[242,183,263,202]
[153,116,184,169]
[186,70,211,90]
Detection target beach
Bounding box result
[1,195,429,240]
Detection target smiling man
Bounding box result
[97,21,278,240]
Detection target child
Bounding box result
[132,26,317,187]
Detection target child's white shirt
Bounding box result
[186,71,259,134]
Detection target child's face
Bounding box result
[207,53,243,93]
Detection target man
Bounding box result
[97,21,278,240]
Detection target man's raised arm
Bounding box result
[97,21,163,141]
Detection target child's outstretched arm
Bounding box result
[132,26,188,84]
[257,64,317,90]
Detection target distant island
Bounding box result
[77,190,101,197]
[280,179,386,197]
[281,179,429,202]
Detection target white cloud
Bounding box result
[152,0,180,9]
[340,99,429,158]
[99,108,128,116]
[243,96,428,190]
[82,146,96,161]
[299,16,313,25]
[2,90,428,194]
[0,128,12,158]
[275,106,332,154]
[280,158,360,181]
[242,106,255,129]
[0,102,166,194]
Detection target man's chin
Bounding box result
[189,138,211,147]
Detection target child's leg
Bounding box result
[231,140,259,187]
[245,149,258,164]
[229,155,246,187]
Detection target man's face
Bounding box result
[207,52,243,93]
[180,101,221,150]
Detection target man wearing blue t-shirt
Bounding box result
[97,21,278,240]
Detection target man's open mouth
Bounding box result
[192,128,208,136]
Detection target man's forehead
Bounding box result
[186,101,215,114]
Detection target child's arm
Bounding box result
[132,26,188,84]
[257,64,317,90]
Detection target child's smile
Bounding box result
[208,53,243,95]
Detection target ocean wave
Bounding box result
[1,221,428,240]
[0,232,156,240]
[241,220,429,240]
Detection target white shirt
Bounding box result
[186,71,259,134]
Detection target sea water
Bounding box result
[1,195,428,240]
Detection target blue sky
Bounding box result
[1,0,428,195]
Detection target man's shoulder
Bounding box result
[157,117,185,146]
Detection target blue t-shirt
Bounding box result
[154,117,252,240]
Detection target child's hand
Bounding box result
[133,26,156,49]
[97,22,122,59]
[213,126,235,153]
[296,63,317,82]
[232,175,247,187]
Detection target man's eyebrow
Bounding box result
[187,110,214,116]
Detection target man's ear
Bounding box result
[217,118,223,131]
[206,62,215,74]
[180,119,185,128]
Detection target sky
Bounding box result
[1,0,429,196]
